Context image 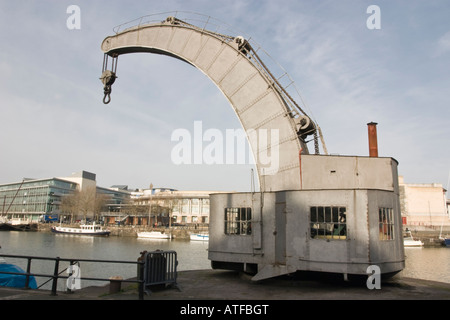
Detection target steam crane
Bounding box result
[100,12,404,281]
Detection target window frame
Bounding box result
[379,207,395,240]
[224,207,252,235]
[310,206,347,240]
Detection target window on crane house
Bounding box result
[310,206,347,240]
[379,208,394,240]
[224,207,252,235]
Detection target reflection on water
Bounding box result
[400,247,450,284]
[1,231,449,291]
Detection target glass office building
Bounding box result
[0,178,78,222]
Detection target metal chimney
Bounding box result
[367,122,378,157]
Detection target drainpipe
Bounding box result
[299,149,303,189]
[367,122,378,157]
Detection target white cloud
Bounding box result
[434,30,450,56]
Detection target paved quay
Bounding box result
[1,269,450,301]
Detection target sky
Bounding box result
[0,0,449,194]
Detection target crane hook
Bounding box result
[100,70,116,105]
[103,86,112,104]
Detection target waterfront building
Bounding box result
[103,188,216,227]
[0,170,216,227]
[399,176,450,230]
[0,178,78,222]
[0,171,130,223]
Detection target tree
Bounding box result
[61,192,77,223]
[94,192,109,222]
[60,187,108,223]
[77,186,96,222]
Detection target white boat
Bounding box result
[51,223,110,236]
[137,231,171,239]
[190,233,209,241]
[0,218,38,231]
[403,230,424,247]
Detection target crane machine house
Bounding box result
[100,13,404,281]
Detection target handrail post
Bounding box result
[51,257,60,296]
[25,257,32,289]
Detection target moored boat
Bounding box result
[403,230,424,247]
[51,223,110,236]
[443,237,450,247]
[0,218,38,232]
[190,233,209,241]
[0,246,37,289]
[137,231,171,239]
[0,263,38,289]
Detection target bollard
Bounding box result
[109,276,123,294]
[137,250,147,278]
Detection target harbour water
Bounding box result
[402,247,450,284]
[0,231,210,291]
[1,231,449,292]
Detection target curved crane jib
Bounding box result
[99,15,319,191]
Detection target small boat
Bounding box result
[403,230,424,247]
[442,237,450,247]
[190,233,209,241]
[51,223,110,236]
[137,231,171,239]
[0,247,37,289]
[0,218,38,232]
[0,263,38,289]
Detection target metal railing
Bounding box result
[0,254,146,299]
